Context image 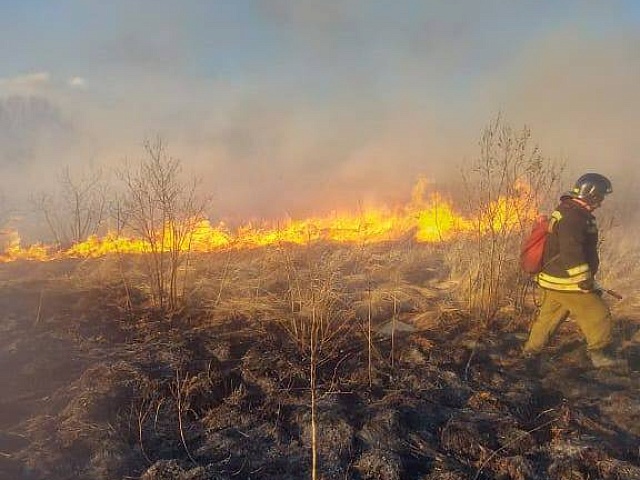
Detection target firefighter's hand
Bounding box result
[578,279,604,295]
[578,279,595,292]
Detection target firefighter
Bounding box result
[523,173,624,368]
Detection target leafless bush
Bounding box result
[275,242,356,479]
[32,164,108,247]
[117,137,208,312]
[450,115,564,325]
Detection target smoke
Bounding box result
[481,27,640,177]
[1,1,638,236]
[0,94,78,224]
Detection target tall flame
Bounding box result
[0,178,538,263]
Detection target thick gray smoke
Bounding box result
[1,1,638,240]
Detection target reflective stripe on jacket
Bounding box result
[536,198,599,292]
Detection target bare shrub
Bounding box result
[32,164,108,247]
[275,243,355,479]
[450,115,564,325]
[117,138,208,312]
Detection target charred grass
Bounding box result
[0,237,638,480]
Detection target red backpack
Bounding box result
[520,215,551,274]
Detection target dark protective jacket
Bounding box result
[536,198,599,292]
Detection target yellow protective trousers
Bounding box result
[524,288,612,353]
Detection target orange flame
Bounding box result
[0,179,539,263]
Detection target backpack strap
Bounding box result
[540,210,562,271]
[548,210,562,232]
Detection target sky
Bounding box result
[1,0,639,227]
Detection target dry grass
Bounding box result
[599,223,640,318]
[0,226,638,480]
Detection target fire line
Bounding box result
[0,180,537,263]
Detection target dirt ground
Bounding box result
[0,254,638,480]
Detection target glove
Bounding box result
[578,278,595,292]
[578,278,603,295]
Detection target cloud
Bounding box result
[0,72,51,94]
[68,76,86,88]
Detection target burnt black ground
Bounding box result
[0,259,638,480]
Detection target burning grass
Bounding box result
[0,235,638,480]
